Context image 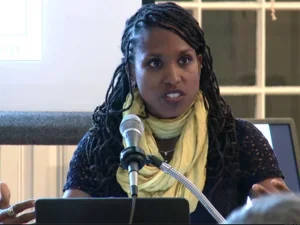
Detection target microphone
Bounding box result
[119,114,226,223]
[119,114,147,197]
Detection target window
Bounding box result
[0,0,42,61]
[156,0,300,141]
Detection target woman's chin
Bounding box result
[148,110,185,120]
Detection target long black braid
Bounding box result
[87,2,240,197]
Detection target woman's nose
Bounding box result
[164,65,181,85]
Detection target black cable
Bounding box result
[129,195,137,224]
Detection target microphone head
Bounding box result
[119,114,144,147]
[120,114,144,136]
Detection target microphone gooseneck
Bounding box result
[146,155,227,224]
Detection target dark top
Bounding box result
[63,119,284,223]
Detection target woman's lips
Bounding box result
[163,90,185,103]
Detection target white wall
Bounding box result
[0,0,141,112]
[0,0,142,206]
[0,145,75,205]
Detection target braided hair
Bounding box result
[87,2,239,197]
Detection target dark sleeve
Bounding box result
[63,133,100,197]
[237,119,285,190]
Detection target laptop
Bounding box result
[35,197,190,224]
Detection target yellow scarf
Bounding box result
[116,90,209,213]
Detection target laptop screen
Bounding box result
[252,120,300,192]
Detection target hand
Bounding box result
[0,183,10,209]
[251,178,291,199]
[0,182,35,224]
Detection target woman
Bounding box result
[63,2,290,223]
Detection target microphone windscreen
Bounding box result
[119,114,144,138]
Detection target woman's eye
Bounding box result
[179,56,192,65]
[149,59,162,68]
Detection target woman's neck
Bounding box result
[155,136,179,162]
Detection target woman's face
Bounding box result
[131,27,202,119]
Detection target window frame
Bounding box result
[156,0,300,118]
